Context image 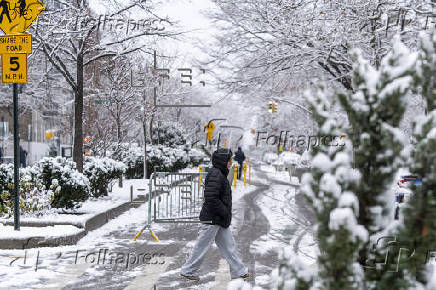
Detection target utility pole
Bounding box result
[142,90,148,180]
[143,121,147,180]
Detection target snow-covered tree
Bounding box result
[83,56,141,158]
[287,87,367,289]
[276,36,418,289]
[394,30,436,288]
[31,0,179,171]
[206,0,430,95]
[337,37,417,288]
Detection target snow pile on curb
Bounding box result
[0,224,82,239]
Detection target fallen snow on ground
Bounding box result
[109,178,150,199]
[0,169,255,289]
[233,183,257,203]
[230,183,257,234]
[0,224,83,239]
[251,166,317,287]
[0,179,150,228]
[0,202,156,289]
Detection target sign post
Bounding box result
[13,83,19,230]
[0,0,45,231]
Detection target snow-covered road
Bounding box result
[0,159,317,289]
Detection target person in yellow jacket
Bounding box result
[204,121,215,146]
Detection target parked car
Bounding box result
[394,175,421,220]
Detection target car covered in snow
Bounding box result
[394,175,421,220]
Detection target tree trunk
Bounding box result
[73,50,84,172]
[116,117,121,145]
[149,116,154,145]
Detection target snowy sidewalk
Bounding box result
[0,162,316,289]
[0,179,150,249]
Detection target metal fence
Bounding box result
[148,172,209,224]
[134,167,239,242]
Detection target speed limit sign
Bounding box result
[1,54,27,83]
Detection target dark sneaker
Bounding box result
[180,273,200,281]
[233,272,252,281]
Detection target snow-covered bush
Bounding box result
[0,163,13,196]
[122,145,191,178]
[277,152,301,167]
[187,147,206,167]
[300,151,312,168]
[121,145,144,179]
[34,157,90,209]
[0,164,55,218]
[84,157,126,197]
[148,145,190,173]
[151,122,187,146]
[263,152,279,164]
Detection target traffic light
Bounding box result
[267,103,273,113]
[272,103,277,113]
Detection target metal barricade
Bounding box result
[151,172,208,223]
[134,171,209,242]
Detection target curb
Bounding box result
[0,196,147,250]
[0,230,87,250]
[0,174,193,250]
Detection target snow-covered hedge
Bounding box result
[122,146,145,179]
[275,151,312,169]
[149,145,190,172]
[0,156,130,217]
[277,152,301,167]
[84,156,126,197]
[263,152,279,164]
[0,164,55,218]
[151,122,187,146]
[188,148,206,167]
[122,145,200,179]
[35,157,90,209]
[300,151,312,168]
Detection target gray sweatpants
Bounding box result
[180,224,247,279]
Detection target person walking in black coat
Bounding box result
[180,148,251,281]
[19,146,27,168]
[234,147,245,180]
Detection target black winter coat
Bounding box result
[199,149,233,228]
[234,149,245,164]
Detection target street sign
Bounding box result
[0,0,45,35]
[0,34,31,53]
[1,53,27,83]
[0,0,45,232]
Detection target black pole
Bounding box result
[143,120,147,180]
[13,83,20,231]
